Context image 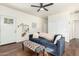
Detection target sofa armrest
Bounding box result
[29,34,33,39]
[56,37,65,56]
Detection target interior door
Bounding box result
[74,20,79,38]
[0,16,16,45]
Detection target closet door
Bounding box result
[0,16,16,45]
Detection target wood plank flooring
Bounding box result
[0,42,36,56]
[63,39,79,56]
[0,39,79,56]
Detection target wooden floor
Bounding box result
[64,38,79,56]
[0,42,37,56]
[0,39,79,56]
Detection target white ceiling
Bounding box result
[1,3,79,19]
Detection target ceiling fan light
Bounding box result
[40,8,44,10]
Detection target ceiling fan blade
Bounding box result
[37,8,40,12]
[31,5,40,7]
[43,3,53,7]
[43,7,48,11]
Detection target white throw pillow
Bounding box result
[39,33,54,41]
[33,33,39,38]
[54,35,61,44]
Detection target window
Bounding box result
[4,17,13,24]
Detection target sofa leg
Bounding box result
[37,53,39,56]
[22,42,24,50]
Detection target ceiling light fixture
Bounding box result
[31,3,54,12]
[40,8,44,11]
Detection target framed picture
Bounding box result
[32,22,37,28]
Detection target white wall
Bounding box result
[42,19,48,33]
[48,12,73,42]
[0,5,45,42]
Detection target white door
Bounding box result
[74,20,79,38]
[0,16,16,45]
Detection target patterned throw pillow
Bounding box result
[39,33,54,41]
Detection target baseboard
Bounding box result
[0,42,16,46]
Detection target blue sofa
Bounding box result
[29,34,65,56]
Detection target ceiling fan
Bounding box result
[31,3,54,12]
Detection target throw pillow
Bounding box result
[33,33,39,38]
[39,33,54,41]
[54,35,62,44]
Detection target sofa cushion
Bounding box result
[30,38,56,49]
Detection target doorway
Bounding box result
[0,16,16,45]
[74,20,79,39]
